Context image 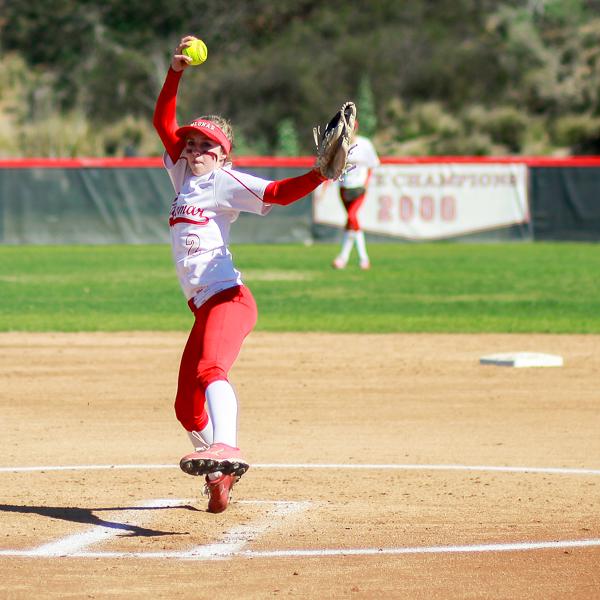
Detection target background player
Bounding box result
[153,35,333,513]
[332,121,380,270]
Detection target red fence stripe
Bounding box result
[0,157,164,169]
[1,156,600,169]
[381,156,600,166]
[0,157,315,169]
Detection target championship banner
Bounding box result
[313,163,529,240]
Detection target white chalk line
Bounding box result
[26,498,182,557]
[3,537,600,560]
[183,500,310,560]
[244,538,600,559]
[2,463,600,476]
[0,498,311,560]
[2,463,600,560]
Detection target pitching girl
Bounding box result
[153,36,328,513]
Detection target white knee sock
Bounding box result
[339,230,356,262]
[355,230,369,261]
[187,421,213,450]
[205,380,238,447]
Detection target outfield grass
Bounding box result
[0,243,598,333]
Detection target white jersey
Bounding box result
[339,135,380,189]
[164,154,272,307]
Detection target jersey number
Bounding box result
[185,234,202,256]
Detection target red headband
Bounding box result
[176,119,232,155]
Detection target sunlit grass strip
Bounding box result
[0,243,598,333]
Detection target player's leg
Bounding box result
[333,228,355,269]
[334,188,367,269]
[345,191,370,268]
[179,286,257,512]
[355,230,370,270]
[187,427,213,450]
[198,285,257,448]
[175,321,213,445]
[333,188,352,268]
[180,285,257,480]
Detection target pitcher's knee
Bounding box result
[174,399,208,431]
[197,364,227,389]
[174,399,194,430]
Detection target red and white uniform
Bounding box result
[166,156,272,308]
[154,67,325,433]
[337,135,380,231]
[339,135,380,190]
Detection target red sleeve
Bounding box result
[153,68,185,163]
[263,169,327,206]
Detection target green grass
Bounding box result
[0,243,599,333]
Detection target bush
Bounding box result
[551,114,600,147]
[431,132,495,156]
[356,75,377,138]
[479,106,528,153]
[18,112,102,157]
[412,102,451,136]
[101,115,162,157]
[274,118,300,156]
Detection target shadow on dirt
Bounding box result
[0,503,200,537]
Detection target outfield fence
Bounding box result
[0,156,599,244]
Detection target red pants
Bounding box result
[174,285,257,432]
[340,187,367,230]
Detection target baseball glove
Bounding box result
[313,101,357,180]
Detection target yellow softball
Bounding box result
[182,39,208,66]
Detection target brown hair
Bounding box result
[199,115,234,153]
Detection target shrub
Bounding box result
[551,114,600,147]
[431,132,495,156]
[553,114,600,154]
[356,75,377,138]
[274,118,300,156]
[479,106,528,152]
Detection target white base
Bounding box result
[479,352,564,368]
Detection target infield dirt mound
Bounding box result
[1,332,600,599]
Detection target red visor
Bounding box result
[176,119,232,155]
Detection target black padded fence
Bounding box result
[1,157,600,244]
[0,161,313,245]
[530,166,600,241]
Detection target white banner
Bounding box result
[313,163,529,240]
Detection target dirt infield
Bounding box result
[2,332,600,599]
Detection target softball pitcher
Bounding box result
[153,35,349,513]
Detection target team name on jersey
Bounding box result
[169,198,210,227]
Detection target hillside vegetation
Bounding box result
[2,0,600,158]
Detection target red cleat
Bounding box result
[179,442,249,477]
[205,473,237,513]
